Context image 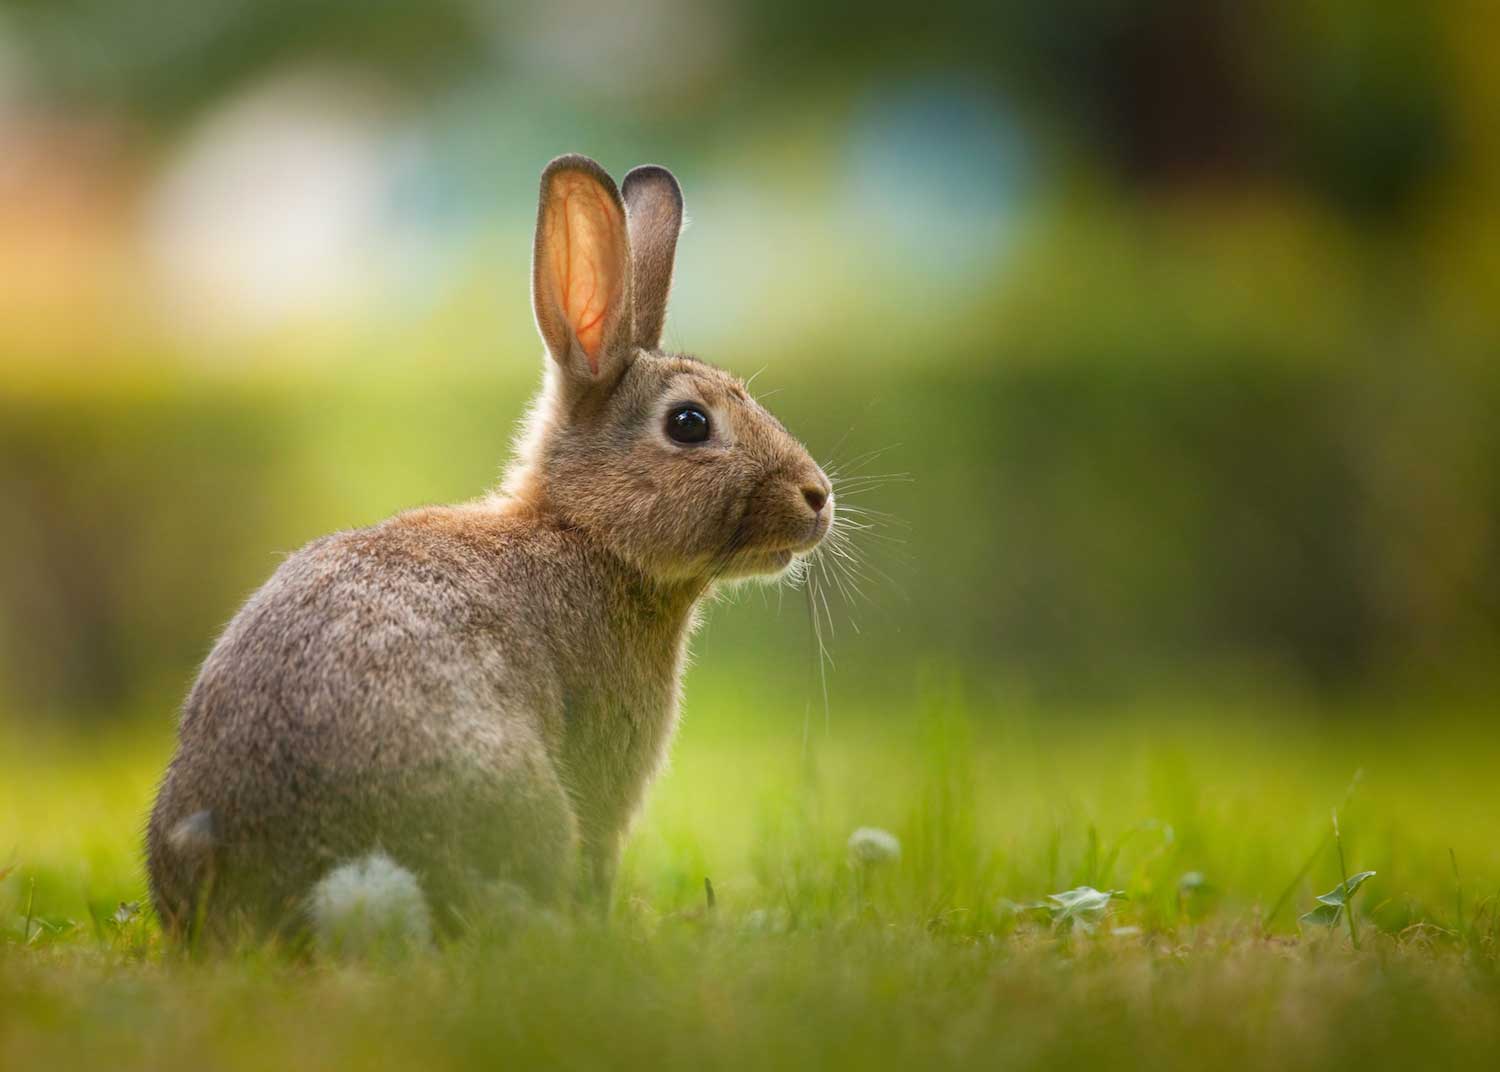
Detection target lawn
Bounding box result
[3,678,1498,1070]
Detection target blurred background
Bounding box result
[1,0,1497,731]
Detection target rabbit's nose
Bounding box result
[802,485,828,514]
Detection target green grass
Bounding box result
[4,681,1499,1070]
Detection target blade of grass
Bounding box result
[1451,848,1465,940]
[1263,769,1364,929]
[1333,809,1359,950]
[23,875,36,946]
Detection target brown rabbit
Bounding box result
[146,155,832,946]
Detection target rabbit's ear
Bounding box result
[621,165,684,351]
[532,155,633,383]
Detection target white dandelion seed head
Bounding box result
[308,851,432,958]
[847,826,901,865]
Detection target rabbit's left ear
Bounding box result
[621,165,684,351]
[532,155,633,383]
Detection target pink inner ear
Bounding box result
[546,174,625,374]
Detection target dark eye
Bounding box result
[666,404,711,444]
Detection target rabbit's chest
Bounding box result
[557,639,685,830]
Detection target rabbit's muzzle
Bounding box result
[741,462,833,567]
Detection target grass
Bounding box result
[3,678,1499,1070]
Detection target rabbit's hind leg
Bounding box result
[414,734,580,934]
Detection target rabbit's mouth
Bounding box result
[784,506,832,556]
[742,526,827,574]
[786,508,833,555]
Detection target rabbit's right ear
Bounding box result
[532,155,633,387]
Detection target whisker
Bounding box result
[827,516,905,595]
[814,551,849,615]
[818,552,862,630]
[831,473,913,492]
[823,545,876,602]
[802,579,832,755]
[836,504,907,523]
[826,442,903,478]
[830,524,905,551]
[811,559,836,642]
[824,425,859,466]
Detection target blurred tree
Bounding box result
[1272,0,1452,224]
[0,0,494,122]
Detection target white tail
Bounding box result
[308,852,432,956]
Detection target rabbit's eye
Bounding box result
[666,405,711,444]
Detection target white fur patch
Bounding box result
[308,852,432,957]
[166,810,215,858]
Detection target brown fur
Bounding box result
[146,155,832,939]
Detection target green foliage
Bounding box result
[1300,872,1377,928]
[1044,886,1127,933]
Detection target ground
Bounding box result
[3,677,1498,1070]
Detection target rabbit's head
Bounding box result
[504,155,831,585]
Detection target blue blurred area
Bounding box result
[843,76,1032,287]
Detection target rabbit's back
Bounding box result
[147,508,591,934]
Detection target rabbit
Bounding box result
[145,154,834,944]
